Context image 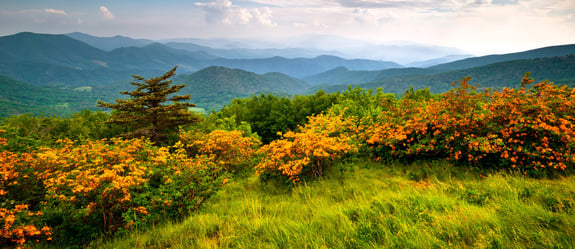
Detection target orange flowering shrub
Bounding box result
[1,134,227,246]
[0,205,52,247]
[181,129,261,173]
[483,79,575,170]
[1,130,52,247]
[36,138,154,234]
[36,138,227,239]
[256,113,358,183]
[365,75,575,173]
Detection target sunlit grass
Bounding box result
[92,160,575,249]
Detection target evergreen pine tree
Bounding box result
[97,66,199,144]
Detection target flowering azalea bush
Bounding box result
[256,113,358,183]
[365,75,575,173]
[0,135,228,247]
[1,130,52,247]
[181,129,261,173]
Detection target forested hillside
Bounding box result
[174,66,310,110]
[429,44,575,71]
[314,54,575,94]
[0,75,115,116]
[303,66,438,86]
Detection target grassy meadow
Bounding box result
[91,160,575,249]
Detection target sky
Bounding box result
[1,0,574,56]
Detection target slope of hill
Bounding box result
[406,54,473,68]
[429,44,575,71]
[305,43,575,88]
[0,75,117,117]
[303,67,439,86]
[214,55,401,78]
[321,54,575,94]
[0,33,214,86]
[0,65,312,116]
[66,32,155,51]
[0,32,110,69]
[0,61,166,88]
[174,66,310,110]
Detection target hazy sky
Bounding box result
[1,0,574,55]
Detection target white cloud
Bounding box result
[195,0,232,24]
[44,8,67,16]
[3,8,68,17]
[237,8,254,24]
[195,0,277,26]
[99,6,115,20]
[253,7,277,27]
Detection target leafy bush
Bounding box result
[181,129,261,173]
[365,75,575,173]
[0,110,124,152]
[0,136,228,247]
[256,113,358,183]
[217,90,339,143]
[1,130,52,247]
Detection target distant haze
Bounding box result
[159,35,467,64]
[1,0,574,60]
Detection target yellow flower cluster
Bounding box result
[256,113,357,183]
[182,129,261,172]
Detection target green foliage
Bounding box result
[217,90,340,143]
[401,86,439,102]
[0,110,124,152]
[97,66,199,144]
[329,86,397,121]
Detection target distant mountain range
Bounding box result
[428,44,575,71]
[66,32,155,51]
[310,54,575,94]
[158,34,467,64]
[0,32,401,87]
[304,44,575,88]
[0,31,574,116]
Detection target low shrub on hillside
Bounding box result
[181,129,261,173]
[256,113,358,183]
[0,136,228,247]
[365,75,575,173]
[1,130,53,247]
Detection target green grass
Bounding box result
[90,160,575,249]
